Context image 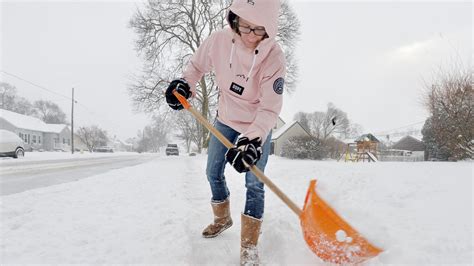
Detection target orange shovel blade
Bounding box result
[300,180,382,264]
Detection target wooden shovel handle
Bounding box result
[173,90,302,216]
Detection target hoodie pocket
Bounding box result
[221,95,257,124]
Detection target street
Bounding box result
[0,153,159,196]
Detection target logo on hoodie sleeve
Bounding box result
[273,77,284,95]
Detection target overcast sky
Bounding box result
[1,0,471,140]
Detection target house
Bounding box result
[273,116,286,131]
[392,135,425,151]
[109,136,133,152]
[0,109,71,151]
[390,135,426,161]
[271,119,312,156]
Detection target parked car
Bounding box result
[93,146,114,153]
[0,129,25,158]
[165,144,179,156]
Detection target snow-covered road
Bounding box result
[0,154,472,264]
[0,153,158,195]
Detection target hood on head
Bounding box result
[227,0,281,39]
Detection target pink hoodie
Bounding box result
[183,0,286,142]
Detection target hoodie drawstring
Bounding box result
[246,49,259,81]
[229,38,235,69]
[229,37,259,82]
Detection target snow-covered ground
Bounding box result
[1,154,472,264]
[0,151,142,164]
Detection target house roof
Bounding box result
[355,133,380,143]
[45,124,69,134]
[0,109,49,132]
[0,109,68,133]
[271,120,311,140]
[392,135,425,151]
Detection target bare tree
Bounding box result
[296,103,351,140]
[0,82,16,110]
[323,136,346,160]
[174,110,202,153]
[293,112,310,132]
[0,82,36,115]
[347,122,363,139]
[33,100,67,124]
[322,103,350,139]
[77,125,109,152]
[137,115,171,152]
[13,97,36,116]
[278,1,300,91]
[129,0,300,152]
[422,65,473,160]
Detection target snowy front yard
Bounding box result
[0,154,472,264]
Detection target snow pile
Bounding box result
[1,155,472,264]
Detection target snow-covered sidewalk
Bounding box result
[1,155,472,264]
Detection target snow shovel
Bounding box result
[172,90,383,264]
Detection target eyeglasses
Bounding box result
[238,25,267,36]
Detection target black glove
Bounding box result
[165,78,191,110]
[225,137,262,173]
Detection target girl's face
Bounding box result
[238,18,266,50]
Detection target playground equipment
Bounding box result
[341,134,380,162]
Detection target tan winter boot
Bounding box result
[202,199,233,238]
[240,213,262,266]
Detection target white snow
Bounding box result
[1,155,472,264]
[335,229,348,242]
[0,151,140,163]
[0,109,49,132]
[0,109,68,133]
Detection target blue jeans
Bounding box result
[206,120,271,219]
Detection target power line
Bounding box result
[373,120,425,136]
[0,70,139,134]
[1,70,71,101]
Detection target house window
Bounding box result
[38,136,41,144]
[32,135,36,144]
[27,134,30,144]
[63,138,66,144]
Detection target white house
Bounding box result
[0,109,71,151]
[271,119,312,156]
[109,136,133,152]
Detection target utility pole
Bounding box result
[71,87,75,154]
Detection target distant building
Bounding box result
[109,136,133,152]
[273,116,286,131]
[271,118,312,156]
[392,135,425,152]
[0,109,71,151]
[389,135,426,161]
